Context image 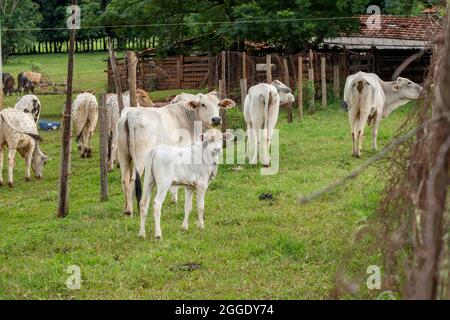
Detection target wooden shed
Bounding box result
[323,15,443,83]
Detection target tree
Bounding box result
[0,0,42,62]
[98,0,372,55]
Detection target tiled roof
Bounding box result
[348,15,443,41]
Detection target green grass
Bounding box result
[0,53,413,299]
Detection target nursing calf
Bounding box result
[0,109,48,187]
[138,129,233,239]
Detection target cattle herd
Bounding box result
[0,71,423,239]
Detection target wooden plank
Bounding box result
[298,56,303,121]
[321,56,327,109]
[127,51,138,107]
[283,58,292,123]
[98,95,109,202]
[308,50,315,113]
[266,54,272,83]
[108,38,124,112]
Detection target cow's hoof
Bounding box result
[25,177,31,182]
[181,224,188,232]
[81,153,86,159]
[0,182,3,187]
[263,164,270,168]
[197,223,205,230]
[123,211,132,216]
[138,232,146,239]
[155,236,162,241]
[36,176,42,180]
[8,182,14,188]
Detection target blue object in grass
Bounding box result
[38,120,61,131]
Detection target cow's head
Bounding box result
[392,77,423,100]
[272,80,295,104]
[137,89,155,107]
[200,129,234,161]
[31,144,48,179]
[183,93,235,127]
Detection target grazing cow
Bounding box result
[14,95,42,123]
[244,80,295,166]
[139,129,234,239]
[343,72,422,157]
[0,109,48,187]
[17,72,35,94]
[2,73,15,96]
[117,92,235,216]
[73,92,98,158]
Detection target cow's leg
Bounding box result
[266,106,279,165]
[139,171,154,238]
[170,186,178,204]
[24,148,33,182]
[372,114,382,151]
[153,186,169,239]
[355,110,371,158]
[119,154,134,216]
[246,123,254,162]
[260,128,270,167]
[181,188,193,231]
[249,127,259,165]
[0,145,4,186]
[7,148,17,188]
[196,186,207,230]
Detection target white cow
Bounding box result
[117,92,235,216]
[0,108,48,187]
[73,92,98,158]
[244,80,295,166]
[343,72,422,157]
[139,129,234,239]
[105,90,156,170]
[14,94,42,123]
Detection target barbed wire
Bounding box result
[0,16,370,32]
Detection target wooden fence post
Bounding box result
[240,52,248,110]
[333,59,340,99]
[176,55,184,88]
[220,51,227,135]
[283,58,292,123]
[308,50,315,113]
[266,54,272,83]
[298,56,303,121]
[321,55,327,109]
[57,0,77,218]
[127,51,138,107]
[108,38,124,112]
[99,95,109,202]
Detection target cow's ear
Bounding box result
[223,132,234,142]
[392,84,401,92]
[219,99,235,109]
[184,100,200,110]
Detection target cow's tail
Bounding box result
[126,112,142,204]
[263,89,271,130]
[0,113,42,142]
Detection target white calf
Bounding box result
[139,129,233,239]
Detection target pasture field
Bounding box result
[0,53,412,299]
